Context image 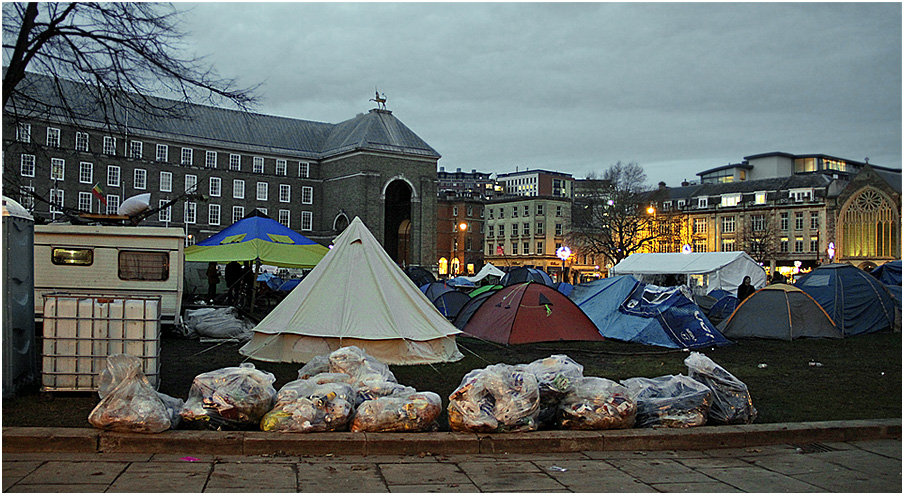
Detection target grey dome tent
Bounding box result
[717,284,841,340]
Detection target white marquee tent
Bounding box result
[239,217,464,365]
[464,263,505,283]
[609,251,767,296]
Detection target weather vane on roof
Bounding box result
[370,88,387,110]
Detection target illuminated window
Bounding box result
[720,193,741,207]
[755,191,767,204]
[438,257,448,275]
[52,248,94,266]
[694,218,707,234]
[841,188,900,258]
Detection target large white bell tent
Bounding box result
[239,217,463,365]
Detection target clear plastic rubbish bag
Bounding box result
[558,376,636,430]
[297,355,331,380]
[260,379,356,432]
[525,354,585,426]
[621,375,711,428]
[88,354,181,433]
[685,352,757,425]
[448,363,540,433]
[351,391,442,432]
[181,363,277,430]
[328,346,397,386]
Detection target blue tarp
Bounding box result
[871,260,902,286]
[795,263,898,336]
[256,272,283,290]
[570,276,731,349]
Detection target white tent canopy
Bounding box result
[464,263,505,283]
[239,217,463,365]
[609,251,767,296]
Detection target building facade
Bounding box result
[436,194,485,276]
[4,73,440,268]
[482,195,573,281]
[652,152,901,278]
[495,169,574,198]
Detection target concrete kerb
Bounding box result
[3,419,900,456]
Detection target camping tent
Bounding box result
[794,263,899,336]
[871,260,902,287]
[609,251,767,296]
[717,284,840,340]
[239,217,463,364]
[453,288,501,330]
[463,263,505,284]
[185,211,329,268]
[461,282,604,344]
[708,295,738,323]
[570,276,731,349]
[501,267,553,287]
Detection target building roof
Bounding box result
[496,169,574,179]
[696,162,753,177]
[8,72,440,160]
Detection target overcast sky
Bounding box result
[177,2,902,187]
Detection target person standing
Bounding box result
[225,261,242,305]
[737,275,756,302]
[206,262,220,303]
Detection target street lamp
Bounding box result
[458,221,468,231]
[646,205,656,215]
[827,242,835,262]
[556,246,572,283]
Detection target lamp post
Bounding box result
[556,245,572,283]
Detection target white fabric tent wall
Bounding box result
[464,263,505,283]
[609,251,767,296]
[239,217,463,365]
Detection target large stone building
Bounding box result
[436,194,485,276]
[4,73,439,268]
[650,152,901,278]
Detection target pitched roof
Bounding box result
[9,71,439,160]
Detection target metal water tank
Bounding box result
[3,196,36,397]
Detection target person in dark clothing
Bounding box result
[206,262,220,303]
[737,275,756,302]
[225,261,242,305]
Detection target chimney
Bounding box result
[681,179,690,187]
[658,181,667,189]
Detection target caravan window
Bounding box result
[119,251,169,281]
[52,248,94,266]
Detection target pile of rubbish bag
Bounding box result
[87,347,755,434]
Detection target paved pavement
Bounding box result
[3,439,901,492]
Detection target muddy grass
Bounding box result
[3,331,900,430]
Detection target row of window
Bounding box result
[664,189,815,211]
[16,123,312,177]
[487,203,566,220]
[486,222,565,237]
[487,241,547,256]
[21,155,313,204]
[174,202,313,230]
[691,212,820,234]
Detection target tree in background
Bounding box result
[568,161,669,266]
[3,2,256,219]
[3,2,257,121]
[737,211,779,266]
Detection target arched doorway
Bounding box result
[384,180,413,266]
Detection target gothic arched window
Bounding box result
[840,188,900,258]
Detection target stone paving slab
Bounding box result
[296,461,386,492]
[2,461,42,491]
[108,468,209,493]
[205,462,296,492]
[537,459,656,492]
[6,483,112,492]
[850,438,903,459]
[605,458,716,484]
[387,482,479,492]
[696,466,824,492]
[16,460,128,485]
[379,462,471,485]
[649,481,743,493]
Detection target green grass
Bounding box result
[3,332,900,429]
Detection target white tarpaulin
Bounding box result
[464,263,505,283]
[609,251,767,296]
[239,217,463,365]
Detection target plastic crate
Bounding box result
[41,294,161,392]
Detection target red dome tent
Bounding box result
[462,282,604,344]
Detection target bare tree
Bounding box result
[737,211,778,265]
[3,2,257,125]
[568,162,668,266]
[3,2,257,222]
